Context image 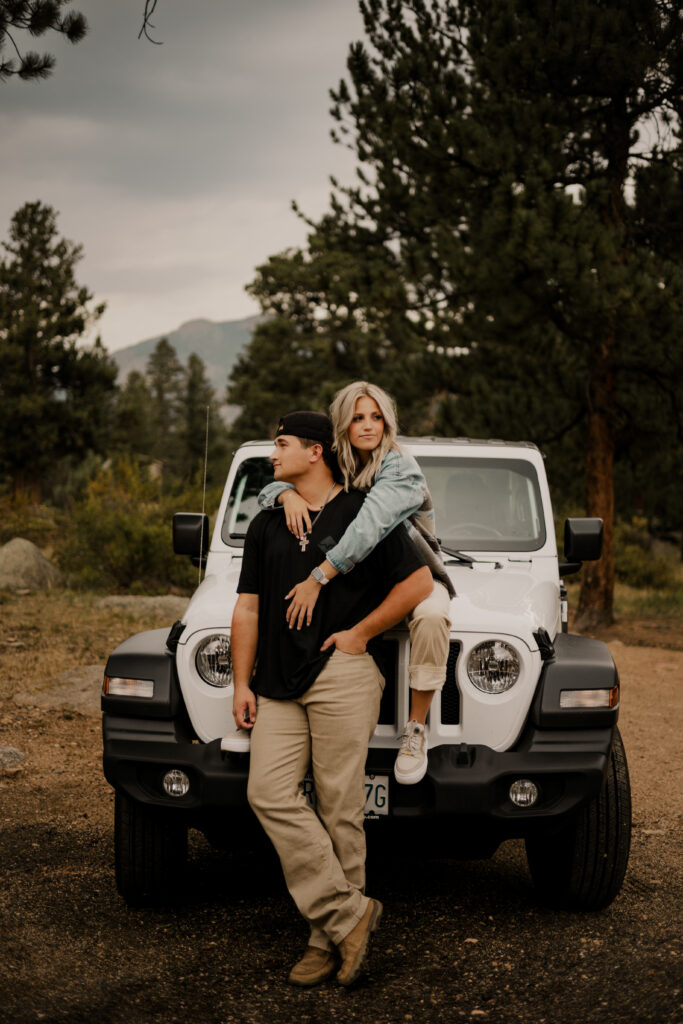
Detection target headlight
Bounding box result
[467,640,520,693]
[195,634,233,687]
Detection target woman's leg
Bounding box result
[395,582,451,784]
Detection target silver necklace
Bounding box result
[299,484,338,553]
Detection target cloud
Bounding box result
[0,0,363,350]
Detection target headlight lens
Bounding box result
[195,634,233,687]
[467,640,520,693]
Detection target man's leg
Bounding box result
[247,687,369,951]
[302,648,385,947]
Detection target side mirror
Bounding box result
[560,518,603,576]
[173,513,209,563]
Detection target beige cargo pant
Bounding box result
[247,648,384,950]
[408,580,451,691]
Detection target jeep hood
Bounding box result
[178,560,559,652]
[446,561,559,650]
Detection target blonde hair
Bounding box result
[329,381,400,490]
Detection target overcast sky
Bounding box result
[0,0,363,352]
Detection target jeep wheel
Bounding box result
[525,728,631,910]
[114,791,188,906]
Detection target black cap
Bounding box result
[275,411,333,449]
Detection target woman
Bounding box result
[259,381,453,785]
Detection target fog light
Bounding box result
[163,769,190,798]
[509,779,538,807]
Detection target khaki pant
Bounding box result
[408,581,451,691]
[247,649,385,949]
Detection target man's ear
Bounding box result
[307,442,324,464]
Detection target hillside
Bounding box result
[110,315,259,398]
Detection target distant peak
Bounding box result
[179,318,214,329]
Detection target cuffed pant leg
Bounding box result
[407,581,451,691]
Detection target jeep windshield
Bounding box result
[222,453,545,552]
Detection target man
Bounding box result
[231,410,432,987]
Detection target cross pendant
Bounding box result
[299,534,310,552]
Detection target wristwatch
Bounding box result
[310,566,330,586]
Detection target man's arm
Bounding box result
[320,566,433,654]
[231,592,259,728]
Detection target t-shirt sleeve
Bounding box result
[368,522,426,588]
[236,518,262,594]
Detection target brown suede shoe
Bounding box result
[336,898,383,987]
[288,945,339,987]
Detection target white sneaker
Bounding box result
[394,720,428,784]
[220,729,251,754]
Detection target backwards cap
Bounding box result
[275,411,333,449]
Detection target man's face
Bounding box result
[270,435,316,483]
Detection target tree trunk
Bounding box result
[576,337,615,631]
[11,470,42,506]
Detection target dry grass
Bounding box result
[0,590,181,701]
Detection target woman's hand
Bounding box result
[280,490,312,539]
[285,576,322,630]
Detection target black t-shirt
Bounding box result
[237,488,425,700]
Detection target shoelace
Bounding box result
[398,728,422,758]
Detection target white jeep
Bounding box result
[102,437,631,909]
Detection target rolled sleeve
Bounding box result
[257,480,294,511]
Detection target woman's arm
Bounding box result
[257,480,312,538]
[284,451,426,630]
[257,480,294,510]
[325,451,425,572]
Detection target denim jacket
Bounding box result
[257,449,454,597]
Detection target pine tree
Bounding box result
[0,0,87,81]
[232,0,683,627]
[0,201,116,501]
[111,370,156,458]
[180,352,229,485]
[145,337,184,474]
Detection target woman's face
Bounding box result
[348,395,385,458]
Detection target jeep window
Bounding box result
[221,457,274,546]
[417,457,546,552]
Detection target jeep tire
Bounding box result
[525,728,631,910]
[114,791,188,906]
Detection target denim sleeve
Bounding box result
[257,480,295,510]
[325,451,425,573]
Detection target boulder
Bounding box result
[0,746,24,769]
[0,538,62,592]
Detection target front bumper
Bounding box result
[103,714,614,830]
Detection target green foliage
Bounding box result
[614,517,678,590]
[0,496,62,547]
[0,0,87,81]
[112,341,230,488]
[229,0,683,622]
[0,202,117,501]
[56,457,222,593]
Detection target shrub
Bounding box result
[614,516,677,590]
[56,457,221,593]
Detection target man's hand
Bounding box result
[285,575,322,629]
[321,628,367,654]
[233,682,256,730]
[280,490,313,539]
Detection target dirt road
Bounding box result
[0,594,681,1023]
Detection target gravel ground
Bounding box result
[0,595,681,1024]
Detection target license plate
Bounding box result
[303,773,389,818]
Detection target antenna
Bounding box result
[198,405,210,586]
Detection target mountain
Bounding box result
[110,315,259,398]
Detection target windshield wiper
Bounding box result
[439,545,475,566]
[439,544,503,569]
